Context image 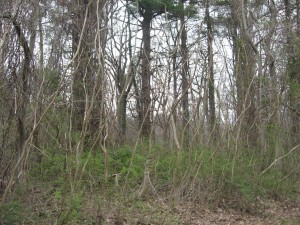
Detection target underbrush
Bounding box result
[2,144,299,224]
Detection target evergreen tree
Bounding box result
[128,0,196,138]
[128,0,179,137]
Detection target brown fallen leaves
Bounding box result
[175,200,300,225]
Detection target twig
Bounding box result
[261,144,300,175]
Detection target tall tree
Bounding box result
[285,0,300,145]
[129,0,179,138]
[257,0,283,168]
[179,0,190,147]
[231,0,257,148]
[72,0,92,131]
[205,0,217,142]
[111,1,137,144]
[71,0,109,144]
[5,8,34,181]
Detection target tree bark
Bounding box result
[265,0,282,167]
[231,0,257,148]
[140,12,152,138]
[72,0,91,131]
[180,0,190,148]
[285,0,300,145]
[206,0,217,142]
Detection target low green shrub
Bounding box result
[0,201,23,225]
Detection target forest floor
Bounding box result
[175,200,300,225]
[96,197,300,225]
[2,146,300,224]
[1,185,300,224]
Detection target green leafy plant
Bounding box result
[0,201,23,225]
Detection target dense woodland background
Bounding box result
[0,0,300,224]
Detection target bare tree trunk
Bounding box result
[231,0,257,148]
[171,44,178,147]
[206,0,217,143]
[285,0,300,145]
[263,0,283,167]
[116,4,134,144]
[72,0,91,132]
[32,3,44,162]
[140,12,152,138]
[117,94,127,143]
[12,14,32,181]
[180,0,190,148]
